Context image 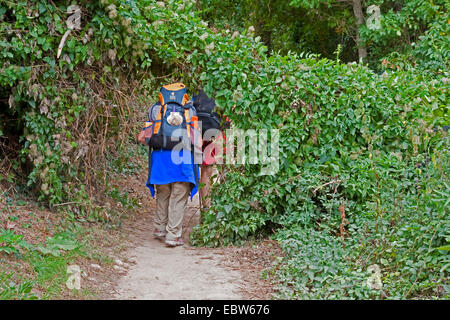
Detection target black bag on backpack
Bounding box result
[192,90,222,139]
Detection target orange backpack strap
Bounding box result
[184,108,191,140]
[182,93,189,106]
[191,116,202,150]
[185,108,202,149]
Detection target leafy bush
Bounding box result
[192,56,448,245]
[271,140,449,299]
[0,0,153,213]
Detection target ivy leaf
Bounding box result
[224,204,233,214]
[268,102,275,112]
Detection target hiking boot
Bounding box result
[165,237,184,247]
[153,229,166,239]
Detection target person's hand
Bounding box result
[137,127,153,145]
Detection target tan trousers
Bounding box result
[154,182,190,241]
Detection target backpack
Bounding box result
[147,83,199,150]
[192,89,222,139]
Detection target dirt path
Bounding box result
[107,192,276,300]
[113,242,244,299]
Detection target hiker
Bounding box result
[138,83,201,247]
[192,89,230,214]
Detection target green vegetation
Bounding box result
[0,0,448,299]
[0,224,83,299]
[0,194,123,299]
[0,272,36,300]
[199,0,449,71]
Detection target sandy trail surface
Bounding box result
[113,241,245,300]
[112,195,247,300]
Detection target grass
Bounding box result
[0,226,89,299]
[0,272,37,300]
[26,248,82,299]
[0,195,119,300]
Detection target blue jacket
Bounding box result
[146,149,199,200]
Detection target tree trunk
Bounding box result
[352,0,368,61]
